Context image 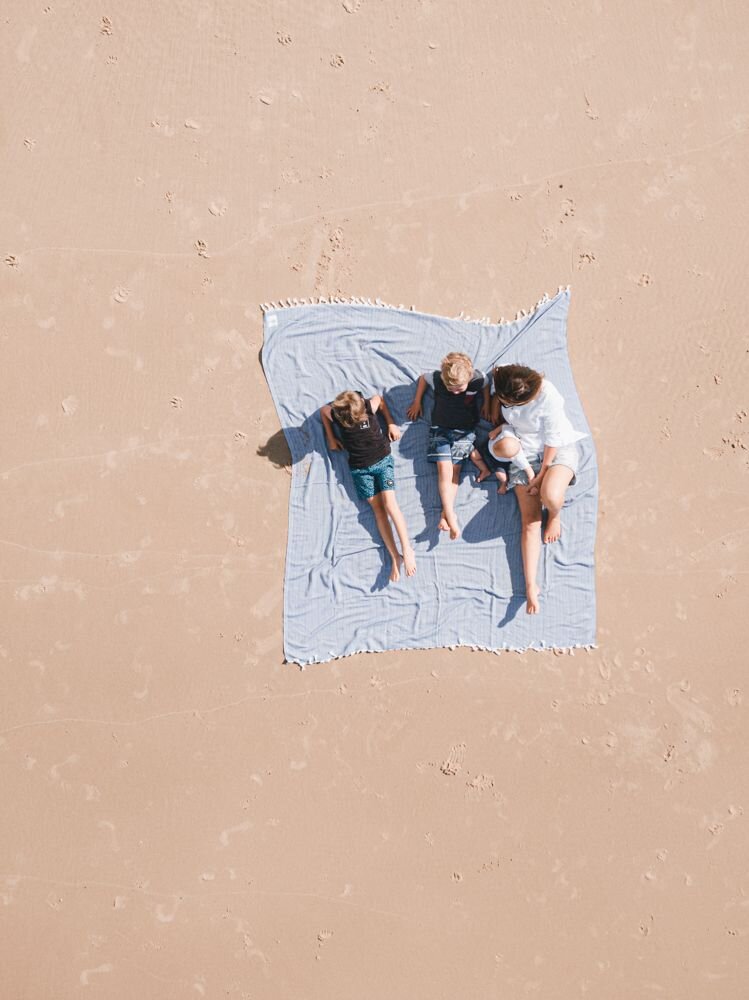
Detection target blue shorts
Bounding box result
[427,426,476,464]
[350,454,395,501]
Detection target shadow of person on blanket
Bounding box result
[387,382,442,551]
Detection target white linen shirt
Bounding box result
[500,379,586,455]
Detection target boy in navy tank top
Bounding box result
[407,352,489,539]
[320,390,416,583]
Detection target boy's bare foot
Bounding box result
[403,546,417,577]
[544,512,562,544]
[389,554,402,582]
[526,584,540,614]
[495,471,508,495]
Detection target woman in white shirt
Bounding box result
[487,365,586,614]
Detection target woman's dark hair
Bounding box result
[493,364,543,405]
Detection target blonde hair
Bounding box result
[440,352,473,389]
[331,390,367,428]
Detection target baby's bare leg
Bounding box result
[470,448,492,483]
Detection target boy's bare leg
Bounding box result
[436,462,461,539]
[469,448,492,483]
[381,490,416,576]
[540,465,574,543]
[515,484,543,613]
[369,493,402,582]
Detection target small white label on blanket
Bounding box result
[266,313,278,328]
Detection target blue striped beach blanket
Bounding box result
[261,288,597,665]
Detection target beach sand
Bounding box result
[2,1,748,996]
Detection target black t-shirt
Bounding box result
[430,369,486,431]
[331,395,391,469]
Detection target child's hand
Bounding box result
[327,438,343,452]
[406,401,421,421]
[488,424,503,440]
[527,468,541,495]
[387,423,401,442]
[480,401,492,421]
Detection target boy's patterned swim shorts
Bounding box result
[427,426,476,464]
[350,454,396,501]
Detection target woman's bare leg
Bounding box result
[540,465,574,544]
[381,490,416,576]
[515,484,543,614]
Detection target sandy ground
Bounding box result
[2,1,748,997]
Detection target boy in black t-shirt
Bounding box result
[320,390,416,583]
[407,352,490,539]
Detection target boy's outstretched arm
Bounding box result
[319,404,343,451]
[372,393,401,441]
[406,375,427,420]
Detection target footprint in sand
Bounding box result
[5,255,18,268]
[330,54,345,68]
[208,199,228,217]
[194,239,209,258]
[23,137,36,151]
[440,742,466,776]
[112,286,129,303]
[637,272,652,286]
[170,396,183,409]
[100,16,112,35]
[560,198,575,221]
[342,0,363,11]
[276,31,292,45]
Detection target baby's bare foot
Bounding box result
[544,513,562,544]
[403,546,416,577]
[389,554,402,583]
[475,469,491,483]
[526,584,540,614]
[496,471,508,495]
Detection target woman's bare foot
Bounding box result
[544,512,562,543]
[446,512,461,540]
[402,546,417,577]
[495,471,508,495]
[526,583,540,614]
[438,515,450,532]
[389,554,403,582]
